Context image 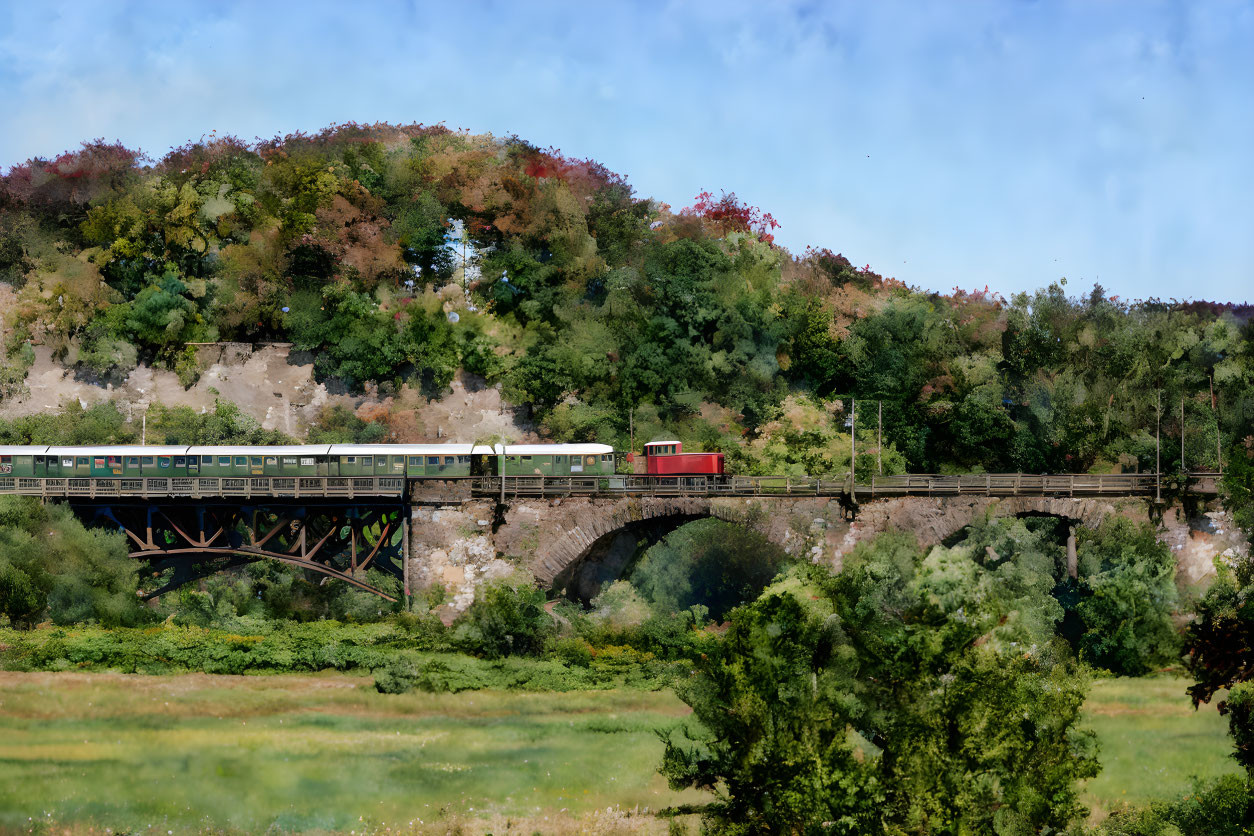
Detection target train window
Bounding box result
[427,456,439,465]
[127,457,139,466]
[141,457,154,466]
[63,458,74,467]
[174,457,185,467]
[457,456,470,464]
[554,455,565,463]
[250,457,262,467]
[345,456,356,464]
[443,456,454,465]
[602,454,613,462]
[218,456,230,466]
[0,456,9,464]
[201,456,212,465]
[408,456,420,466]
[521,455,532,461]
[234,457,247,466]
[361,456,373,467]
[77,457,88,466]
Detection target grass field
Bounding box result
[1081,674,1240,821]
[0,671,1240,833]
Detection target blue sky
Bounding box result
[1,0,1250,301]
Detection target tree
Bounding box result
[662,532,1099,834]
[0,496,144,627]
[1072,517,1180,675]
[629,519,791,622]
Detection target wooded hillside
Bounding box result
[1,122,1250,475]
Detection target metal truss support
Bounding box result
[76,499,406,602]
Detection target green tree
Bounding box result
[0,496,144,627]
[629,518,792,621]
[1073,517,1180,675]
[662,532,1099,834]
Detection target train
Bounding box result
[0,440,724,479]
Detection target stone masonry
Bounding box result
[408,493,1249,618]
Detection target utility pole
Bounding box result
[629,407,634,472]
[1155,389,1161,502]
[877,399,883,475]
[850,398,856,503]
[1213,373,1222,473]
[1181,393,1186,474]
[499,434,506,506]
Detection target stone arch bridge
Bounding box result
[406,493,1240,614]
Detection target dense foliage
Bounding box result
[627,518,792,621]
[2,125,1250,475]
[1070,517,1181,675]
[660,532,1099,834]
[0,496,144,627]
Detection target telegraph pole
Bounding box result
[1155,389,1161,502]
[1181,393,1186,474]
[1213,373,1222,473]
[850,398,856,502]
[877,400,883,475]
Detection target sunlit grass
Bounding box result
[0,672,699,833]
[1082,674,1241,821]
[0,671,1240,832]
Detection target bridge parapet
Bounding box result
[469,472,1209,500]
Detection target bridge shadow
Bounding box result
[552,514,706,605]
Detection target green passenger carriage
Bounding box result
[497,444,615,476]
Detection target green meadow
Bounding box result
[1080,675,1241,821]
[0,671,1238,833]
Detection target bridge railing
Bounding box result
[471,472,1200,498]
[0,476,407,500]
[0,472,1218,501]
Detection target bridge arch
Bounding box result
[530,497,807,588]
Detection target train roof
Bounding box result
[327,444,476,455]
[643,440,682,447]
[45,445,191,456]
[185,445,332,456]
[505,444,614,455]
[0,445,48,455]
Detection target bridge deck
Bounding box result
[0,472,1218,501]
[473,472,1218,499]
[0,475,407,500]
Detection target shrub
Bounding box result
[1227,681,1254,777]
[1165,774,1254,836]
[451,580,555,659]
[373,656,419,694]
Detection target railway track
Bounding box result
[0,472,1218,500]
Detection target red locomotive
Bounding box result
[642,440,725,475]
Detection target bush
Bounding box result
[373,657,419,694]
[1227,681,1254,777]
[1164,774,1254,836]
[452,580,555,659]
